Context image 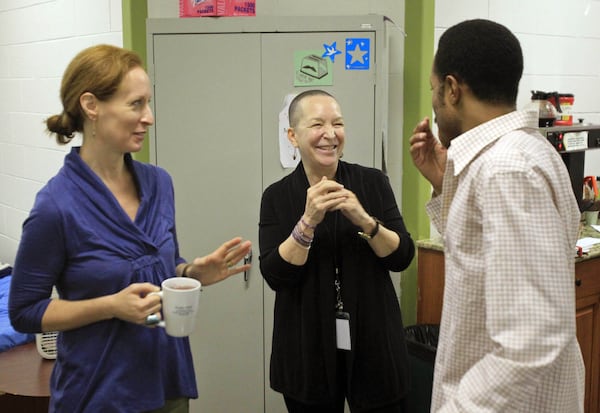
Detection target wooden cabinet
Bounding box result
[576,258,600,413]
[416,248,444,325]
[417,246,600,413]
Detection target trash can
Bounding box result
[404,324,439,413]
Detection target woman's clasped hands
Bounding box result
[304,176,372,229]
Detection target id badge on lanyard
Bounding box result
[335,275,351,350]
[336,310,351,350]
[329,209,351,351]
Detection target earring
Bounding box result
[292,147,298,160]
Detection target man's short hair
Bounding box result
[433,19,523,106]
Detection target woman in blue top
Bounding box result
[8,44,251,413]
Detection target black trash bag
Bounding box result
[404,324,439,413]
[405,324,439,363]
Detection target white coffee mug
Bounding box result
[150,277,201,337]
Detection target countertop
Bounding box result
[416,224,600,262]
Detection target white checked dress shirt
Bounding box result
[426,111,585,412]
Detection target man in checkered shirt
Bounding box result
[409,19,585,412]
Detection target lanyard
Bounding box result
[335,269,343,312]
[326,210,344,312]
[316,169,345,313]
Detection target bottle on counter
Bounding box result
[529,90,558,127]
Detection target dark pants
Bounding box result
[284,396,405,413]
[145,397,189,413]
[283,352,405,413]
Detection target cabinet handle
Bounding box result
[243,249,253,282]
[575,278,582,287]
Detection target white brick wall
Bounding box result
[435,0,600,122]
[0,0,123,264]
[434,0,600,176]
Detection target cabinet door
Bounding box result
[575,259,600,413]
[576,296,600,413]
[260,31,380,413]
[416,248,445,325]
[151,33,264,413]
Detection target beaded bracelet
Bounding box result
[292,226,312,246]
[300,217,316,230]
[292,236,311,250]
[292,221,313,248]
[294,225,313,243]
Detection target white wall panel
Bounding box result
[27,147,67,183]
[0,47,9,77]
[21,77,60,114]
[74,0,113,35]
[0,0,52,12]
[9,113,51,148]
[0,0,122,264]
[0,113,9,143]
[110,0,122,31]
[5,207,27,241]
[435,0,488,27]
[2,175,43,211]
[0,210,6,242]
[0,79,21,113]
[1,144,25,178]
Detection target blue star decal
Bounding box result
[345,38,370,70]
[322,42,342,63]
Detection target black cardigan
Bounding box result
[259,161,415,409]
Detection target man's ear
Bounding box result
[80,92,98,121]
[444,75,461,105]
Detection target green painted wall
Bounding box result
[400,1,435,325]
[122,0,150,163]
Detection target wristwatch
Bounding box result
[358,217,382,240]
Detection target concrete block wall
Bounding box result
[0,0,123,264]
[435,0,600,175]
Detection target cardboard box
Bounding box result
[179,0,255,17]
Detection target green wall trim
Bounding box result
[400,1,435,326]
[122,0,150,163]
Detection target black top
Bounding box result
[259,161,415,409]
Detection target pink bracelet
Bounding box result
[300,217,316,230]
[292,223,313,248]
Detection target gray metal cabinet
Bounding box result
[147,15,389,413]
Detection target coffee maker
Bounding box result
[541,123,600,211]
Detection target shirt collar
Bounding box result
[447,110,538,176]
